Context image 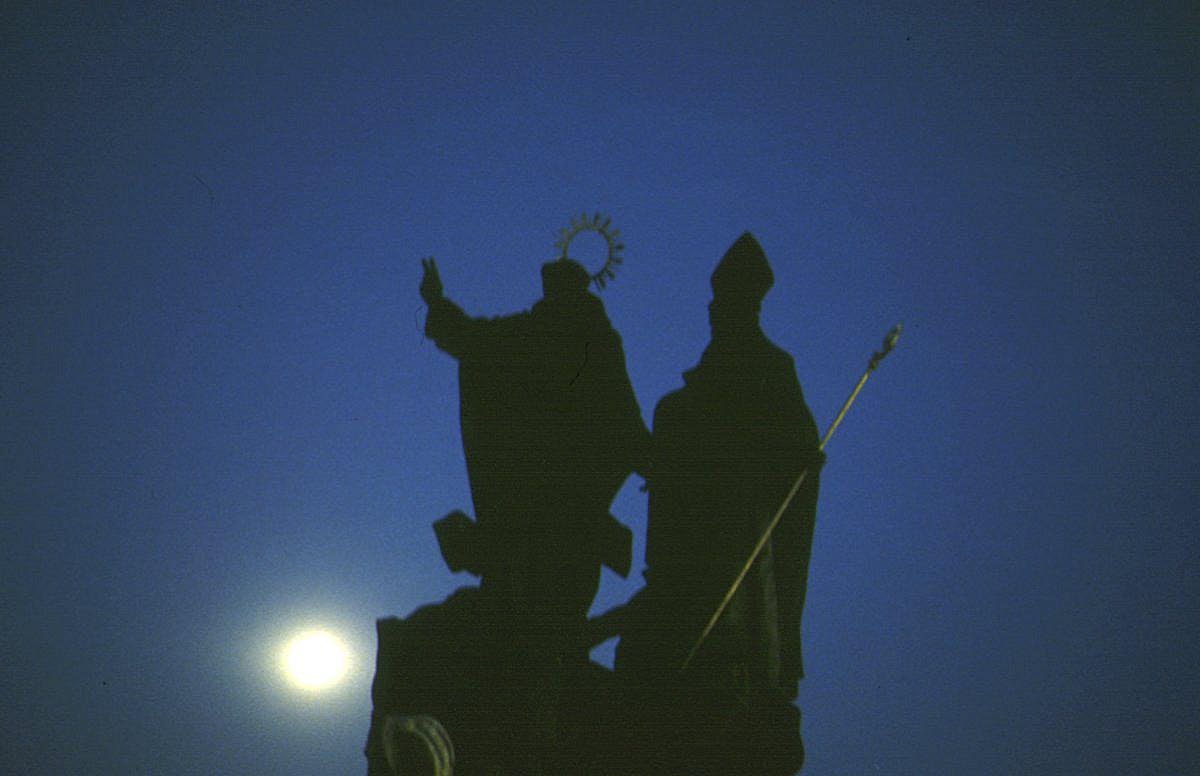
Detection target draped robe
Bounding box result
[425,291,649,626]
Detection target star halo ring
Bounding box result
[553,212,624,290]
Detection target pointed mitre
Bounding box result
[711,232,773,303]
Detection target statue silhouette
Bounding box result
[420,256,649,653]
[615,233,823,775]
[367,236,826,775]
[364,255,650,775]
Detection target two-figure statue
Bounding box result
[366,233,823,776]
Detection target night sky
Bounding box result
[4,3,1197,774]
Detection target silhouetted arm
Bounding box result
[424,296,475,359]
[643,390,687,583]
[421,257,524,359]
[420,257,475,358]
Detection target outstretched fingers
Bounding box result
[420,256,444,303]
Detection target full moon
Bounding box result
[280,630,350,690]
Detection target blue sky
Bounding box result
[3,2,1197,773]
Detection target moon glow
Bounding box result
[280,630,350,690]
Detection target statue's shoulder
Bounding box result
[757,333,796,369]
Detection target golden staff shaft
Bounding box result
[681,324,902,671]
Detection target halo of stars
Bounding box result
[554,212,625,290]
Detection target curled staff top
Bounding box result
[868,323,903,371]
[553,212,625,290]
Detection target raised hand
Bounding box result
[420,257,444,304]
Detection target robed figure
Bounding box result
[421,256,650,647]
[366,257,649,776]
[616,233,823,774]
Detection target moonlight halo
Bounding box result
[280,629,351,690]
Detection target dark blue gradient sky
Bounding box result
[4,3,1197,773]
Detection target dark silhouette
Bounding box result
[420,256,649,647]
[366,236,823,775]
[366,255,649,775]
[614,233,823,774]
